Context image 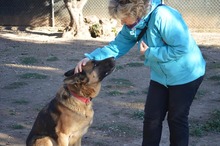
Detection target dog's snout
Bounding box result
[105,57,116,67]
[93,57,115,68]
[92,57,115,81]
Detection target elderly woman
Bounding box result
[74,0,206,145]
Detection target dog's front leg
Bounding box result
[57,133,69,146]
[72,138,81,146]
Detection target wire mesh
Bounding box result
[164,0,220,31]
[0,0,51,26]
[0,0,219,31]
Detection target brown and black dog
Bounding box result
[26,57,115,146]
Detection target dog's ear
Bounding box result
[64,69,75,77]
[63,74,78,85]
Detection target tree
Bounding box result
[63,0,88,38]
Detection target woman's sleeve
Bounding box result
[85,26,137,60]
[145,8,191,63]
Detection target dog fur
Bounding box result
[26,57,115,146]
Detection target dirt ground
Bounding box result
[0,27,220,146]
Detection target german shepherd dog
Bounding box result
[26,57,115,146]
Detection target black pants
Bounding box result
[142,76,203,146]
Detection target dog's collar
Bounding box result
[69,90,91,104]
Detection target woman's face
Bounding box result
[120,16,138,28]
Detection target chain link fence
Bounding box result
[0,0,219,31]
[164,0,220,31]
[0,0,51,26]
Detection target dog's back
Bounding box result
[26,99,59,146]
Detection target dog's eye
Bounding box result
[92,60,98,67]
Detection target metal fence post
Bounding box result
[51,0,55,27]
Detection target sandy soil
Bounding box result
[0,27,220,146]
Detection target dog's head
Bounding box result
[64,57,115,98]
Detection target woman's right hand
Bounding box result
[140,41,148,55]
[74,58,90,73]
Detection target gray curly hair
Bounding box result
[108,0,151,20]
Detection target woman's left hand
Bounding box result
[140,41,148,55]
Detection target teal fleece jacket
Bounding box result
[84,0,206,86]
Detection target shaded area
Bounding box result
[0,0,51,26]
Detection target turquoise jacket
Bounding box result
[85,0,206,86]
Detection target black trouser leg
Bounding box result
[167,76,203,146]
[142,80,169,146]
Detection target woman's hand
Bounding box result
[74,58,90,73]
[140,41,148,55]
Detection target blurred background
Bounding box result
[0,0,219,32]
